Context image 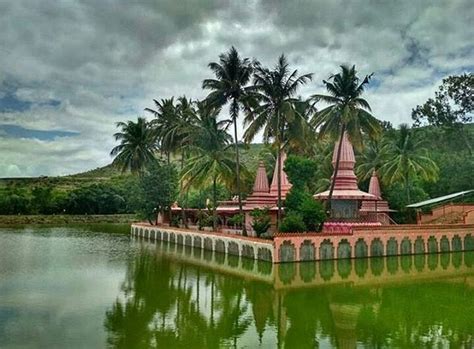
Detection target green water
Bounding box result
[0,226,473,348]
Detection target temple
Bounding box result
[313,132,391,227]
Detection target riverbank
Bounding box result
[0,214,138,226]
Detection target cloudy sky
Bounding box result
[1,0,473,177]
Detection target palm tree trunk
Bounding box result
[232,116,247,236]
[326,124,346,217]
[277,142,282,230]
[180,149,187,228]
[213,176,217,231]
[405,176,411,204]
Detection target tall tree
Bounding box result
[181,103,237,231]
[412,73,473,154]
[202,47,254,235]
[110,117,158,175]
[310,65,381,213]
[356,139,386,182]
[244,54,312,228]
[145,98,178,164]
[381,124,439,203]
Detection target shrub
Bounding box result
[250,208,271,237]
[279,213,306,233]
[299,197,326,231]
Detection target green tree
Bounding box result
[110,117,158,174]
[203,46,254,235]
[356,139,386,182]
[310,65,381,212]
[412,73,473,154]
[136,161,178,224]
[381,124,439,204]
[244,55,312,228]
[250,208,271,237]
[181,103,238,230]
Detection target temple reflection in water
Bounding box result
[104,238,474,348]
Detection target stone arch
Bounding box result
[258,247,272,262]
[337,239,352,260]
[163,232,169,242]
[184,235,192,246]
[355,238,368,258]
[464,234,474,251]
[194,236,202,249]
[157,230,162,241]
[428,236,438,253]
[170,233,176,244]
[400,238,412,255]
[300,240,316,261]
[228,241,239,256]
[279,241,296,262]
[215,239,225,253]
[414,236,425,254]
[242,245,255,259]
[370,238,384,257]
[386,238,398,256]
[204,237,213,250]
[139,228,143,237]
[440,235,450,253]
[452,235,462,252]
[320,239,335,260]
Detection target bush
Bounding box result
[250,208,271,237]
[279,213,306,233]
[299,197,326,231]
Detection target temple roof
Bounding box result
[245,161,277,208]
[315,132,374,200]
[360,171,392,212]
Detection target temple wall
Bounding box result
[131,223,474,263]
[274,224,474,262]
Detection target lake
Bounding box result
[0,226,473,348]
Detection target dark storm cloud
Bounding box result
[0,0,472,176]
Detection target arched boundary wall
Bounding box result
[131,223,274,262]
[274,224,474,262]
[132,224,474,263]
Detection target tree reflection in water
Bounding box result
[105,245,474,348]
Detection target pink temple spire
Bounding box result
[253,161,270,193]
[270,151,292,199]
[368,170,382,199]
[331,131,359,191]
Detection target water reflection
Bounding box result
[105,239,474,348]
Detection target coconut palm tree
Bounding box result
[310,65,382,212]
[356,139,386,182]
[202,47,254,234]
[181,103,237,230]
[145,98,178,164]
[244,54,312,227]
[380,124,439,203]
[110,117,158,175]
